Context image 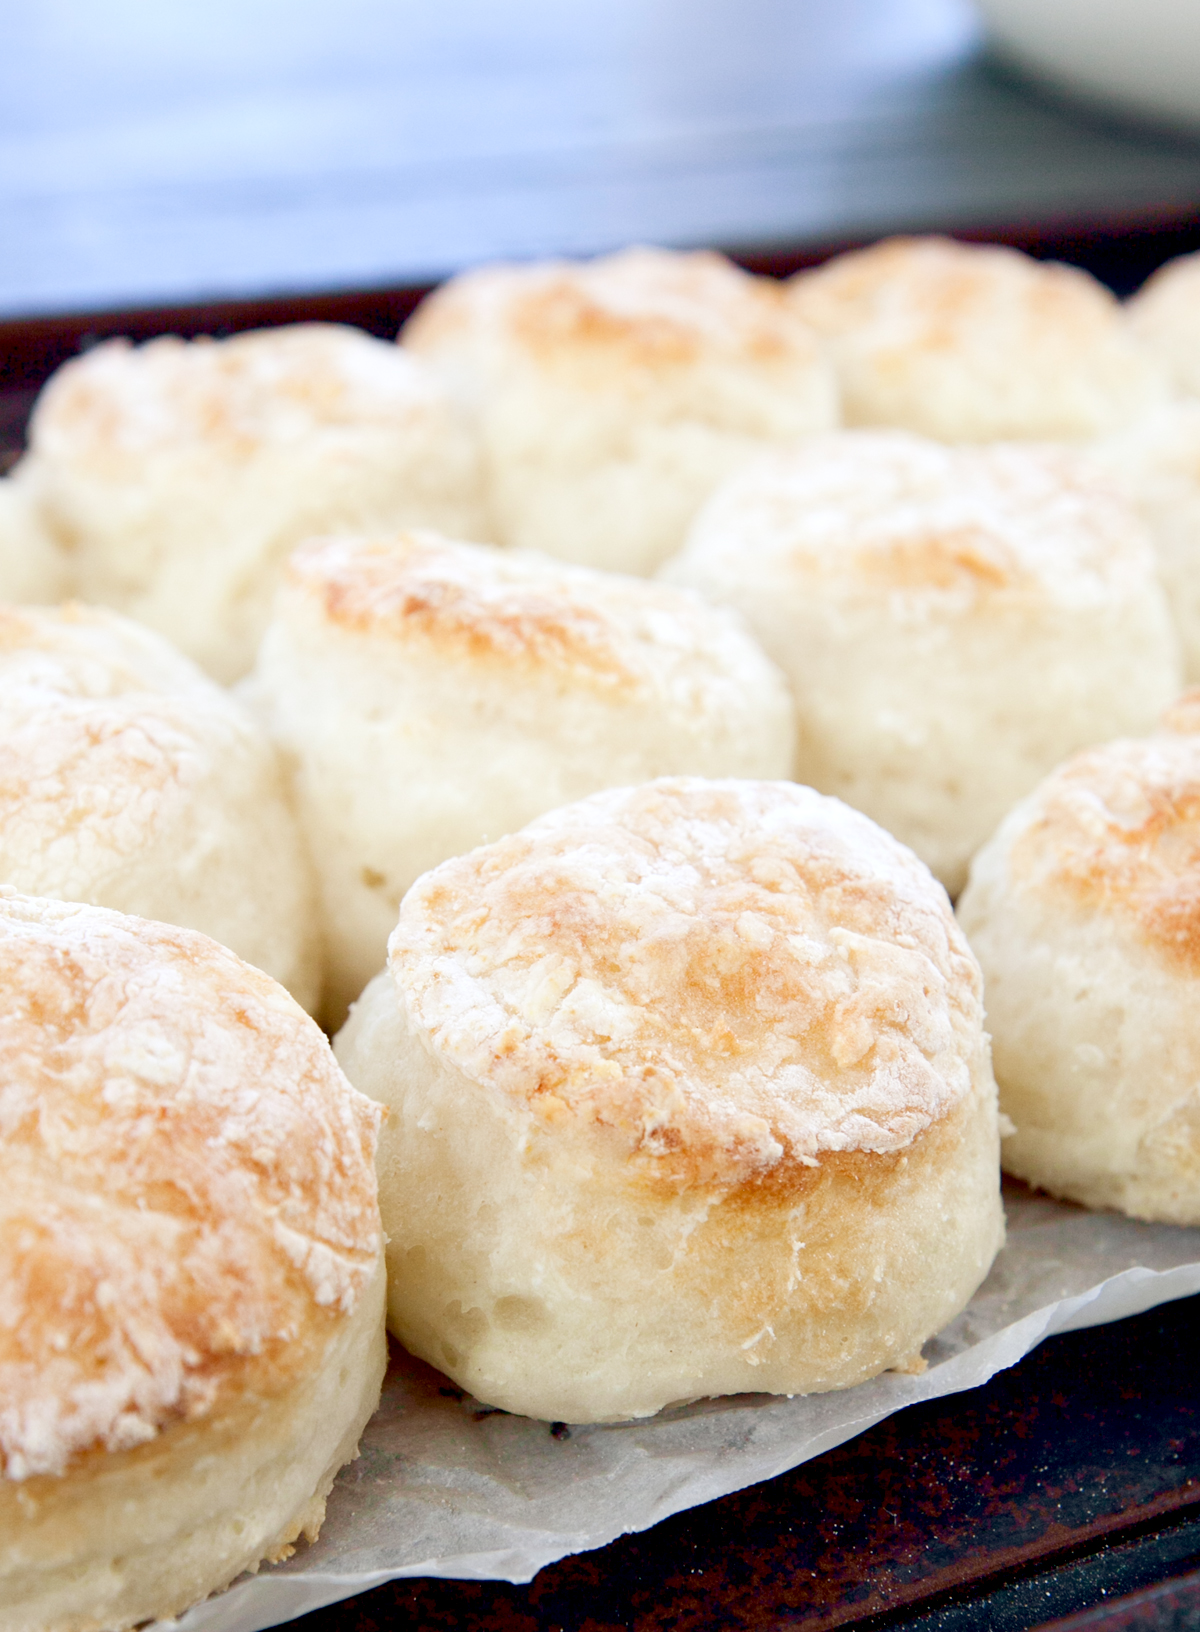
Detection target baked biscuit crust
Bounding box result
[338,779,1003,1422]
[1006,737,1200,974]
[404,247,828,399]
[0,895,385,1631]
[0,601,321,1011]
[304,531,646,691]
[402,247,838,574]
[959,732,1200,1221]
[396,780,981,1181]
[789,236,1166,442]
[662,431,1180,894]
[250,531,794,1024]
[23,324,486,681]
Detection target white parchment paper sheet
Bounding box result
[166,1185,1200,1632]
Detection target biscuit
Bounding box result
[1097,400,1200,681]
[0,473,69,604]
[0,894,385,1632]
[662,430,1180,895]
[402,247,838,575]
[958,726,1200,1222]
[246,530,795,1024]
[335,778,1003,1424]
[23,324,487,681]
[0,601,321,1011]
[1127,249,1200,397]
[789,236,1167,442]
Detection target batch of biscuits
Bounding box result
[3,233,1200,1630]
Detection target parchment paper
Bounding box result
[165,1184,1200,1632]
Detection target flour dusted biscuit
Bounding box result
[0,474,69,604]
[22,323,487,681]
[335,778,1004,1424]
[0,602,321,1011]
[1099,401,1200,680]
[958,723,1200,1223]
[0,895,385,1632]
[247,531,795,1024]
[789,236,1167,442]
[401,247,838,575]
[1127,250,1200,397]
[662,431,1180,895]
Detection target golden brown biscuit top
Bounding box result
[789,235,1122,351]
[29,323,446,472]
[285,530,774,700]
[403,246,826,383]
[0,604,249,892]
[505,247,815,372]
[683,432,1147,608]
[1009,736,1200,974]
[0,894,381,1481]
[391,779,981,1188]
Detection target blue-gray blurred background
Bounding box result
[3,0,1199,320]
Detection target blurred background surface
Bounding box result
[3,0,1200,319]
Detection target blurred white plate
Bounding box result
[975,0,1200,138]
